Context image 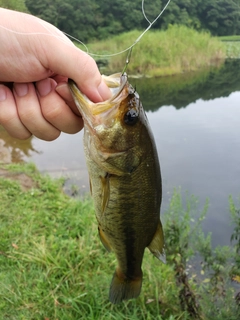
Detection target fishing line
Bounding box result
[73,0,172,58]
[0,0,171,59]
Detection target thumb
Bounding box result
[40,36,111,102]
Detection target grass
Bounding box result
[218,35,240,41]
[224,42,240,59]
[0,163,179,319]
[0,163,240,319]
[77,25,226,76]
[218,33,240,58]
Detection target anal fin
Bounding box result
[148,221,166,263]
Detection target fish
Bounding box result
[69,73,165,304]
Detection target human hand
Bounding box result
[0,8,111,141]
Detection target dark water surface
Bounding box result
[1,60,240,247]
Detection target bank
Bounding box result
[78,25,228,77]
[0,162,239,319]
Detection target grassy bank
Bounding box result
[78,25,226,77]
[0,163,240,319]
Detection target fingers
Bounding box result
[13,81,61,141]
[35,79,83,134]
[0,79,83,141]
[55,81,80,116]
[0,84,31,139]
[0,9,111,103]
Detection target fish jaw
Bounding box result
[68,73,128,129]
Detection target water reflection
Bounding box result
[0,59,240,247]
[149,91,240,247]
[131,59,240,110]
[0,126,39,163]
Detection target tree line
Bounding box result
[1,0,240,41]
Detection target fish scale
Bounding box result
[69,73,165,304]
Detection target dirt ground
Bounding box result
[0,139,35,191]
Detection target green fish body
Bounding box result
[69,73,165,304]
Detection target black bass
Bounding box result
[69,73,165,304]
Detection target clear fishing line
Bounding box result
[0,0,171,58]
[71,0,172,58]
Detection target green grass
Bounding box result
[224,42,240,59]
[0,163,239,319]
[218,35,240,41]
[77,25,226,76]
[0,163,180,319]
[218,34,240,58]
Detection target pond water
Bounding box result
[0,59,240,248]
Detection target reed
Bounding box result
[83,25,226,76]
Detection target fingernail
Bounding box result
[97,80,111,101]
[14,83,29,97]
[0,85,7,101]
[36,78,52,96]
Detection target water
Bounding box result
[0,59,240,247]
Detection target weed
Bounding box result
[78,25,226,76]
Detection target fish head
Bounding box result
[69,73,150,175]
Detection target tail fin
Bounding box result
[109,269,142,304]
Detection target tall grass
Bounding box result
[83,25,226,76]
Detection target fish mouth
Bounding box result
[68,73,128,120]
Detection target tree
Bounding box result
[198,0,240,35]
[24,0,240,40]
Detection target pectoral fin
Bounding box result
[89,177,92,195]
[148,221,166,263]
[98,226,112,252]
[100,173,110,214]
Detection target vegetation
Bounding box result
[85,25,226,76]
[0,162,239,319]
[0,0,28,12]
[1,0,240,41]
[130,59,240,111]
[22,0,240,42]
[3,1,239,77]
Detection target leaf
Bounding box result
[232,275,240,284]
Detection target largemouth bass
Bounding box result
[69,73,165,304]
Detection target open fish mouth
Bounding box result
[68,73,128,117]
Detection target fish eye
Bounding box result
[124,109,139,126]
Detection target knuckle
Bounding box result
[18,108,37,123]
[13,130,32,140]
[42,104,62,121]
[37,129,60,141]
